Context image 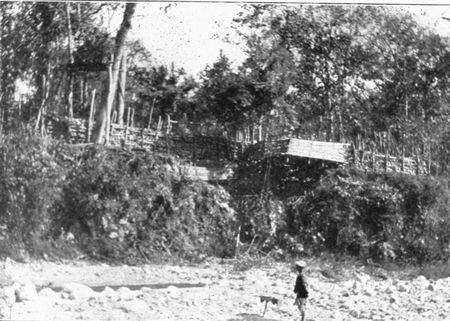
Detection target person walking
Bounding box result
[293,260,308,321]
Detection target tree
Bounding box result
[92,3,136,144]
[196,52,274,133]
[0,1,116,130]
[116,49,127,126]
[231,4,450,159]
[126,63,198,129]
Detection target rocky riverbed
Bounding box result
[0,257,449,320]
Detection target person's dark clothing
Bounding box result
[294,274,308,298]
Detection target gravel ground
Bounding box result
[0,257,449,321]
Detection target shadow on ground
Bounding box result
[41,282,206,292]
[227,313,279,321]
[89,282,206,292]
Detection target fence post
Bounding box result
[105,64,113,144]
[156,115,162,138]
[148,98,155,129]
[166,114,171,134]
[87,89,96,143]
[111,110,117,124]
[0,109,4,135]
[428,139,432,175]
[415,148,420,175]
[384,132,389,172]
[130,108,135,128]
[401,145,405,172]
[371,148,375,170]
[124,107,130,145]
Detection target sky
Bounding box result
[106,2,450,77]
[124,2,247,75]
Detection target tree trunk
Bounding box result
[92,3,136,144]
[81,75,87,112]
[66,2,74,118]
[104,63,113,143]
[117,49,127,126]
[87,88,96,142]
[147,97,156,129]
[0,4,16,129]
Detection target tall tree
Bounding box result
[92,3,136,144]
[196,52,274,132]
[231,4,450,155]
[116,49,127,126]
[65,2,76,118]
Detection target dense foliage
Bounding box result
[0,133,236,263]
[55,148,236,261]
[2,4,450,265]
[0,131,69,258]
[2,3,450,165]
[192,5,450,171]
[0,132,449,264]
[285,169,450,263]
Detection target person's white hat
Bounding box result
[295,260,306,268]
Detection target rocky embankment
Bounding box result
[0,258,449,320]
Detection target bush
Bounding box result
[232,194,287,254]
[0,131,68,256]
[287,168,450,263]
[2,130,449,265]
[55,147,237,262]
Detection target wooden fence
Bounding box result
[44,115,429,176]
[44,115,242,162]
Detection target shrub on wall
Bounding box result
[0,131,68,257]
[287,168,450,263]
[55,147,236,262]
[232,194,287,254]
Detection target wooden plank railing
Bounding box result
[44,115,429,176]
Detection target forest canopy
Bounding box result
[1,4,450,153]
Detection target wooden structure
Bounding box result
[44,115,429,180]
[268,138,350,163]
[181,165,235,181]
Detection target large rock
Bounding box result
[117,299,151,315]
[60,282,97,300]
[412,275,429,288]
[0,286,15,304]
[140,286,153,294]
[363,287,375,296]
[101,286,119,301]
[435,277,449,288]
[389,293,400,303]
[38,287,59,300]
[0,301,12,319]
[351,280,362,293]
[355,273,371,284]
[340,280,353,289]
[166,285,181,298]
[349,309,360,318]
[341,289,350,297]
[14,280,38,302]
[117,286,135,301]
[396,281,410,293]
[385,285,397,294]
[0,286,15,318]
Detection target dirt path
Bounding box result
[1,258,449,320]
